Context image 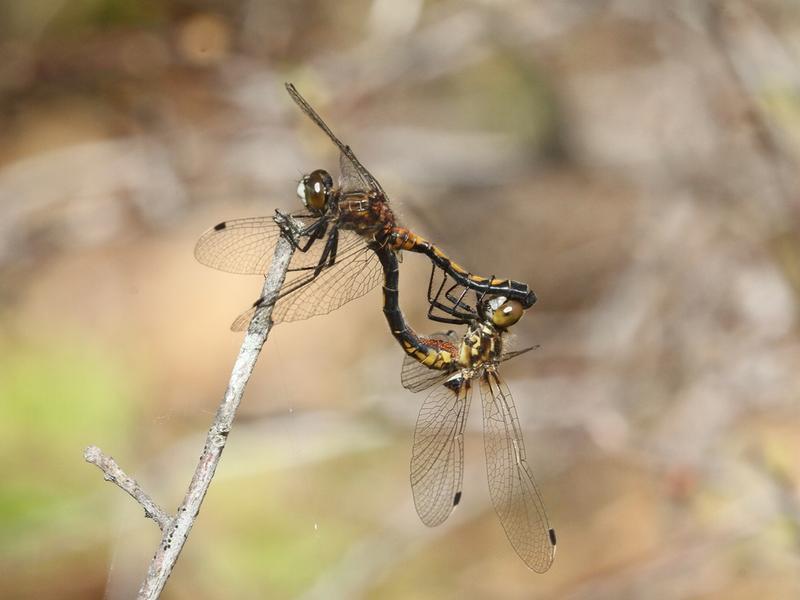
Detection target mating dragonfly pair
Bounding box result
[195,84,556,573]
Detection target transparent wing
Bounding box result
[230,231,382,329]
[480,369,556,573]
[339,152,370,194]
[194,215,328,274]
[410,376,471,527]
[273,236,382,323]
[401,331,460,393]
[500,345,537,364]
[285,83,386,197]
[194,216,283,275]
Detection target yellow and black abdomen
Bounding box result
[372,241,456,372]
[387,227,537,309]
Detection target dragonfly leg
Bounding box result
[326,228,339,268]
[443,283,476,315]
[427,264,447,305]
[427,299,476,323]
[312,229,337,277]
[426,311,471,325]
[282,229,336,276]
[475,277,494,305]
[273,210,326,252]
[426,270,478,324]
[251,228,337,310]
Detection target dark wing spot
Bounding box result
[453,491,462,506]
[213,222,227,231]
[252,297,265,308]
[549,528,557,546]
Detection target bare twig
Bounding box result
[84,445,172,531]
[137,234,293,598]
[85,234,294,599]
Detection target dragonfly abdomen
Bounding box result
[374,242,456,371]
[387,227,536,308]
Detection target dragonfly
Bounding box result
[194,83,536,329]
[374,242,556,572]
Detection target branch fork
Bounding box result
[84,235,294,599]
[84,445,172,531]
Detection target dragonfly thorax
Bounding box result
[337,190,394,237]
[458,322,502,370]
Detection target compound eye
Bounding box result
[492,299,524,329]
[302,169,333,212]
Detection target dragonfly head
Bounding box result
[483,296,524,330]
[297,169,334,214]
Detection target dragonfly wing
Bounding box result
[480,370,556,573]
[194,216,283,275]
[401,331,461,393]
[285,83,386,197]
[231,230,382,329]
[195,215,331,274]
[339,151,370,194]
[410,376,472,527]
[499,345,538,364]
[230,302,260,332]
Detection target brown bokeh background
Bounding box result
[2,1,800,599]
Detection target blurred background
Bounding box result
[2,1,800,598]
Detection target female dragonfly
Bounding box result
[374,241,556,573]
